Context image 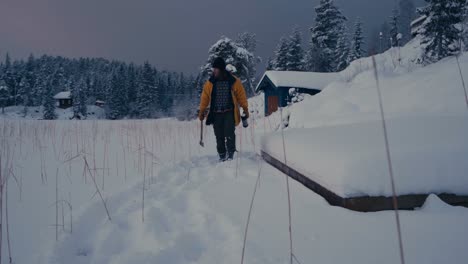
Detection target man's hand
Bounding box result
[243,109,249,119]
[198,111,205,121]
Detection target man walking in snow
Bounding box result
[198,57,249,161]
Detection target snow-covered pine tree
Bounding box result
[266,57,275,71]
[380,22,392,52]
[420,0,467,63]
[304,44,316,72]
[71,78,79,117]
[368,27,380,55]
[106,65,128,119]
[236,33,260,95]
[136,62,156,118]
[12,60,24,105]
[0,80,9,114]
[389,8,401,47]
[236,32,257,54]
[72,78,87,118]
[54,64,66,95]
[92,76,106,104]
[272,37,290,71]
[35,57,54,107]
[309,0,347,72]
[84,76,93,104]
[162,72,175,115]
[3,54,17,105]
[399,0,417,45]
[173,73,195,120]
[42,74,57,120]
[17,77,29,116]
[175,72,185,99]
[157,71,168,115]
[22,54,36,106]
[186,75,198,119]
[194,73,204,102]
[349,17,365,61]
[199,36,257,95]
[79,79,88,117]
[126,64,138,104]
[464,12,468,51]
[286,26,305,71]
[336,23,351,71]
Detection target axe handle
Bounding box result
[200,120,204,143]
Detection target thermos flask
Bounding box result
[241,113,249,128]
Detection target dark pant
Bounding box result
[213,111,236,155]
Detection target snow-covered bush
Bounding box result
[288,88,304,104]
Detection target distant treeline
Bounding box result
[0,54,198,120]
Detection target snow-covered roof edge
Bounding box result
[255,71,341,92]
[411,15,427,27]
[53,91,72,100]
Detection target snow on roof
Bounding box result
[256,71,341,92]
[53,91,71,100]
[262,116,468,198]
[411,15,427,27]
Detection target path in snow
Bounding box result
[46,150,468,264]
[48,154,260,264]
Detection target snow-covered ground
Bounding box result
[2,118,468,264]
[0,105,105,120]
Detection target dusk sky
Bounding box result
[0,0,424,74]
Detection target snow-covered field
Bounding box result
[1,37,468,264]
[0,105,106,120]
[2,118,468,264]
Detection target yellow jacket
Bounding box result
[199,74,248,126]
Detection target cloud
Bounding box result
[0,0,425,73]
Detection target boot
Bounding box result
[227,151,235,161]
[219,152,227,162]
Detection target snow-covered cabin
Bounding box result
[95,100,105,107]
[53,91,72,109]
[255,71,340,116]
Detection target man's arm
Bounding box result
[233,79,249,117]
[199,81,211,120]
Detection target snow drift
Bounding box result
[261,36,468,197]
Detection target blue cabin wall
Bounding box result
[263,86,321,115]
[258,75,321,115]
[277,87,289,107]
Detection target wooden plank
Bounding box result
[261,151,468,212]
[261,151,344,207]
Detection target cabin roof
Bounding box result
[255,71,341,92]
[53,91,71,100]
[411,15,427,27]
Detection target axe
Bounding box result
[199,120,205,147]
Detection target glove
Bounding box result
[198,111,205,121]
